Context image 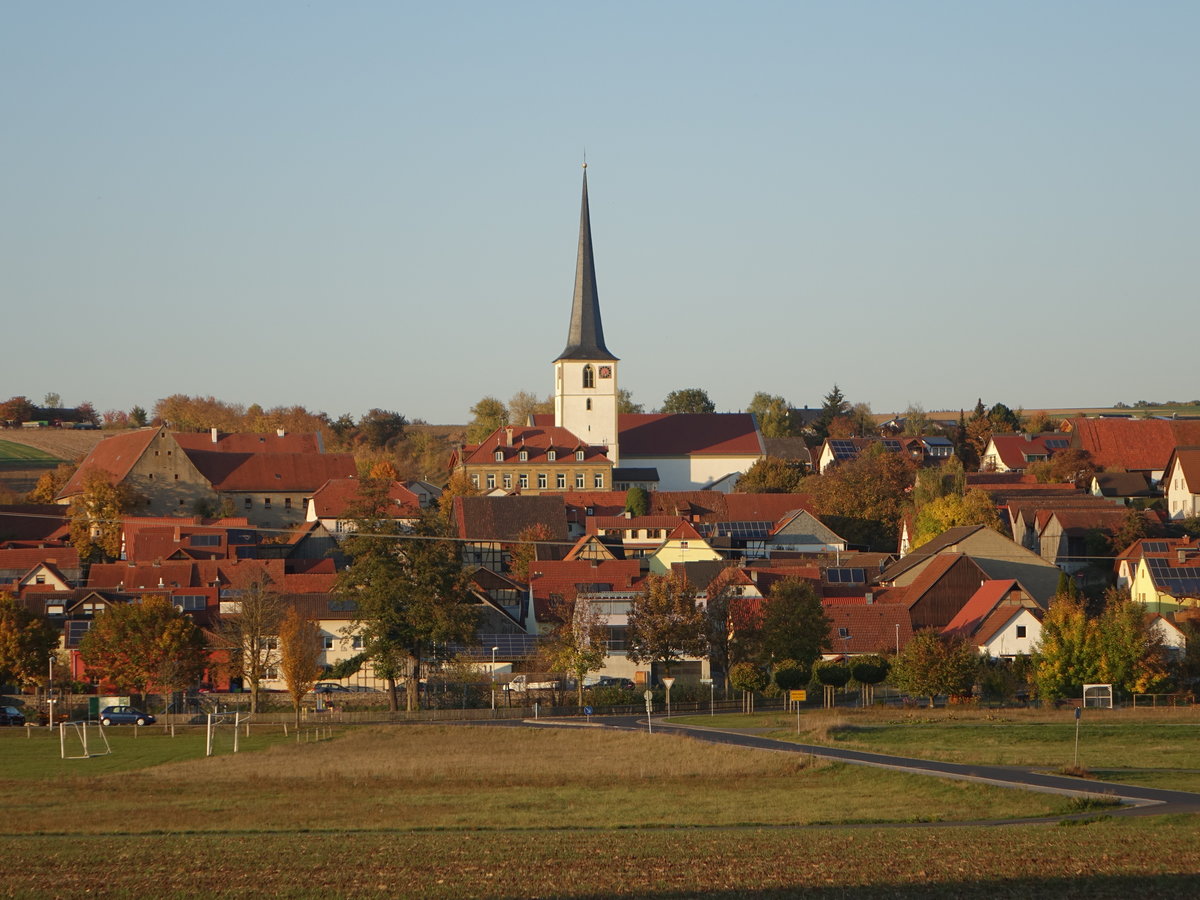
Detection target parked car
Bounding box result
[0,706,26,726]
[99,706,155,726]
[594,676,636,690]
[342,685,382,693]
[312,682,351,694]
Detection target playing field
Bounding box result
[2,720,1199,898]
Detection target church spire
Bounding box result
[557,164,618,362]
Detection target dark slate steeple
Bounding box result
[557,165,618,362]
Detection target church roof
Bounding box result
[556,168,617,362]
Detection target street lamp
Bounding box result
[47,654,55,729]
[895,623,900,656]
[490,646,499,711]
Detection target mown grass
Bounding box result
[0,439,59,461]
[675,707,1200,771]
[0,725,1069,836]
[6,819,1200,898]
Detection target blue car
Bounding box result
[99,706,155,726]
[0,706,25,726]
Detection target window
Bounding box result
[470,474,480,488]
[593,473,604,489]
[537,473,547,489]
[503,474,512,489]
[263,497,272,508]
[583,365,594,388]
[173,595,206,611]
[264,667,278,680]
[244,498,253,509]
[556,473,566,489]
[322,636,335,650]
[1016,625,1027,639]
[147,473,153,480]
[547,450,557,461]
[174,473,179,480]
[586,399,592,410]
[494,450,504,462]
[838,627,850,639]
[575,473,585,488]
[519,450,528,461]
[519,473,528,489]
[352,635,364,650]
[575,449,584,461]
[284,497,292,510]
[486,474,496,489]
[191,534,221,547]
[178,499,186,506]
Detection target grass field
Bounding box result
[3,720,1200,898]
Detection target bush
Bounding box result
[729,662,768,693]
[773,660,809,691]
[814,661,851,688]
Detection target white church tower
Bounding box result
[554,165,620,465]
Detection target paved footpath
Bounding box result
[532,714,1200,820]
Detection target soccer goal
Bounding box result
[59,721,112,760]
[1083,683,1113,709]
[206,711,250,756]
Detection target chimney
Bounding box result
[865,591,874,605]
[505,427,514,447]
[1180,549,1189,564]
[210,427,219,443]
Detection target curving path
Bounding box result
[527,714,1200,819]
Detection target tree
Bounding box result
[624,485,649,517]
[626,571,706,675]
[660,388,715,415]
[466,396,509,443]
[729,661,768,712]
[278,607,323,727]
[747,392,793,438]
[735,457,805,493]
[356,409,407,449]
[893,630,980,707]
[804,444,916,550]
[1031,592,1095,700]
[43,392,62,409]
[901,404,930,437]
[217,572,285,714]
[911,457,965,510]
[811,385,850,442]
[849,654,890,705]
[78,596,207,700]
[911,489,1003,549]
[544,590,608,707]
[703,566,757,689]
[336,500,477,712]
[67,468,140,564]
[1095,590,1167,695]
[0,592,59,689]
[508,391,553,426]
[0,396,35,423]
[757,578,830,673]
[129,405,148,427]
[617,388,644,414]
[27,462,77,504]
[772,659,808,691]
[847,402,876,439]
[509,522,554,582]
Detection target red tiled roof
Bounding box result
[58,428,161,497]
[618,413,763,457]
[0,505,69,542]
[173,431,322,454]
[309,478,421,518]
[985,433,1064,470]
[823,604,913,654]
[1166,448,1200,490]
[1069,417,1200,472]
[456,426,611,467]
[942,580,1020,638]
[186,450,356,492]
[453,496,570,542]
[0,547,80,579]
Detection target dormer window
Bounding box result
[519,450,528,462]
[494,450,504,462]
[583,365,595,389]
[547,449,557,461]
[575,449,585,461]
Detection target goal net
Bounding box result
[59,721,112,760]
[206,712,250,756]
[1083,683,1113,709]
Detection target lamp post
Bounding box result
[895,623,900,656]
[47,654,55,729]
[662,676,675,719]
[491,646,499,711]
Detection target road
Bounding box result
[520,713,1200,820]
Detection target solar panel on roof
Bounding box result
[830,440,858,458]
[702,521,772,539]
[1044,438,1070,448]
[1142,541,1170,553]
[882,440,902,452]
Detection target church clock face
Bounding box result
[598,366,612,379]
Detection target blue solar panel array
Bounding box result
[1044,438,1070,449]
[826,567,866,583]
[829,440,859,459]
[699,521,773,540]
[1146,557,1200,595]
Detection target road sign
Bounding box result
[789,690,807,702]
[583,705,593,716]
[643,690,654,700]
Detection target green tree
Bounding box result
[912,457,966,509]
[747,392,793,438]
[757,578,830,672]
[772,659,808,691]
[43,392,62,409]
[278,606,323,727]
[735,457,805,493]
[1031,592,1096,700]
[67,468,140,564]
[811,385,850,442]
[0,593,59,688]
[624,485,649,517]
[217,572,285,714]
[901,404,930,437]
[660,388,715,415]
[617,388,644,414]
[893,630,980,707]
[508,391,553,426]
[78,596,207,700]
[545,590,609,707]
[626,571,706,675]
[336,496,477,712]
[911,489,1003,548]
[356,409,407,449]
[466,396,509,442]
[703,566,757,689]
[805,444,916,550]
[1095,590,1167,695]
[814,659,851,689]
[849,654,890,705]
[129,405,148,427]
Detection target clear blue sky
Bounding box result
[3,2,1196,423]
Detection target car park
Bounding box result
[0,706,26,726]
[99,706,155,726]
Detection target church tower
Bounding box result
[554,165,620,465]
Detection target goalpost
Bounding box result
[59,721,112,760]
[1083,683,1113,709]
[206,711,250,756]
